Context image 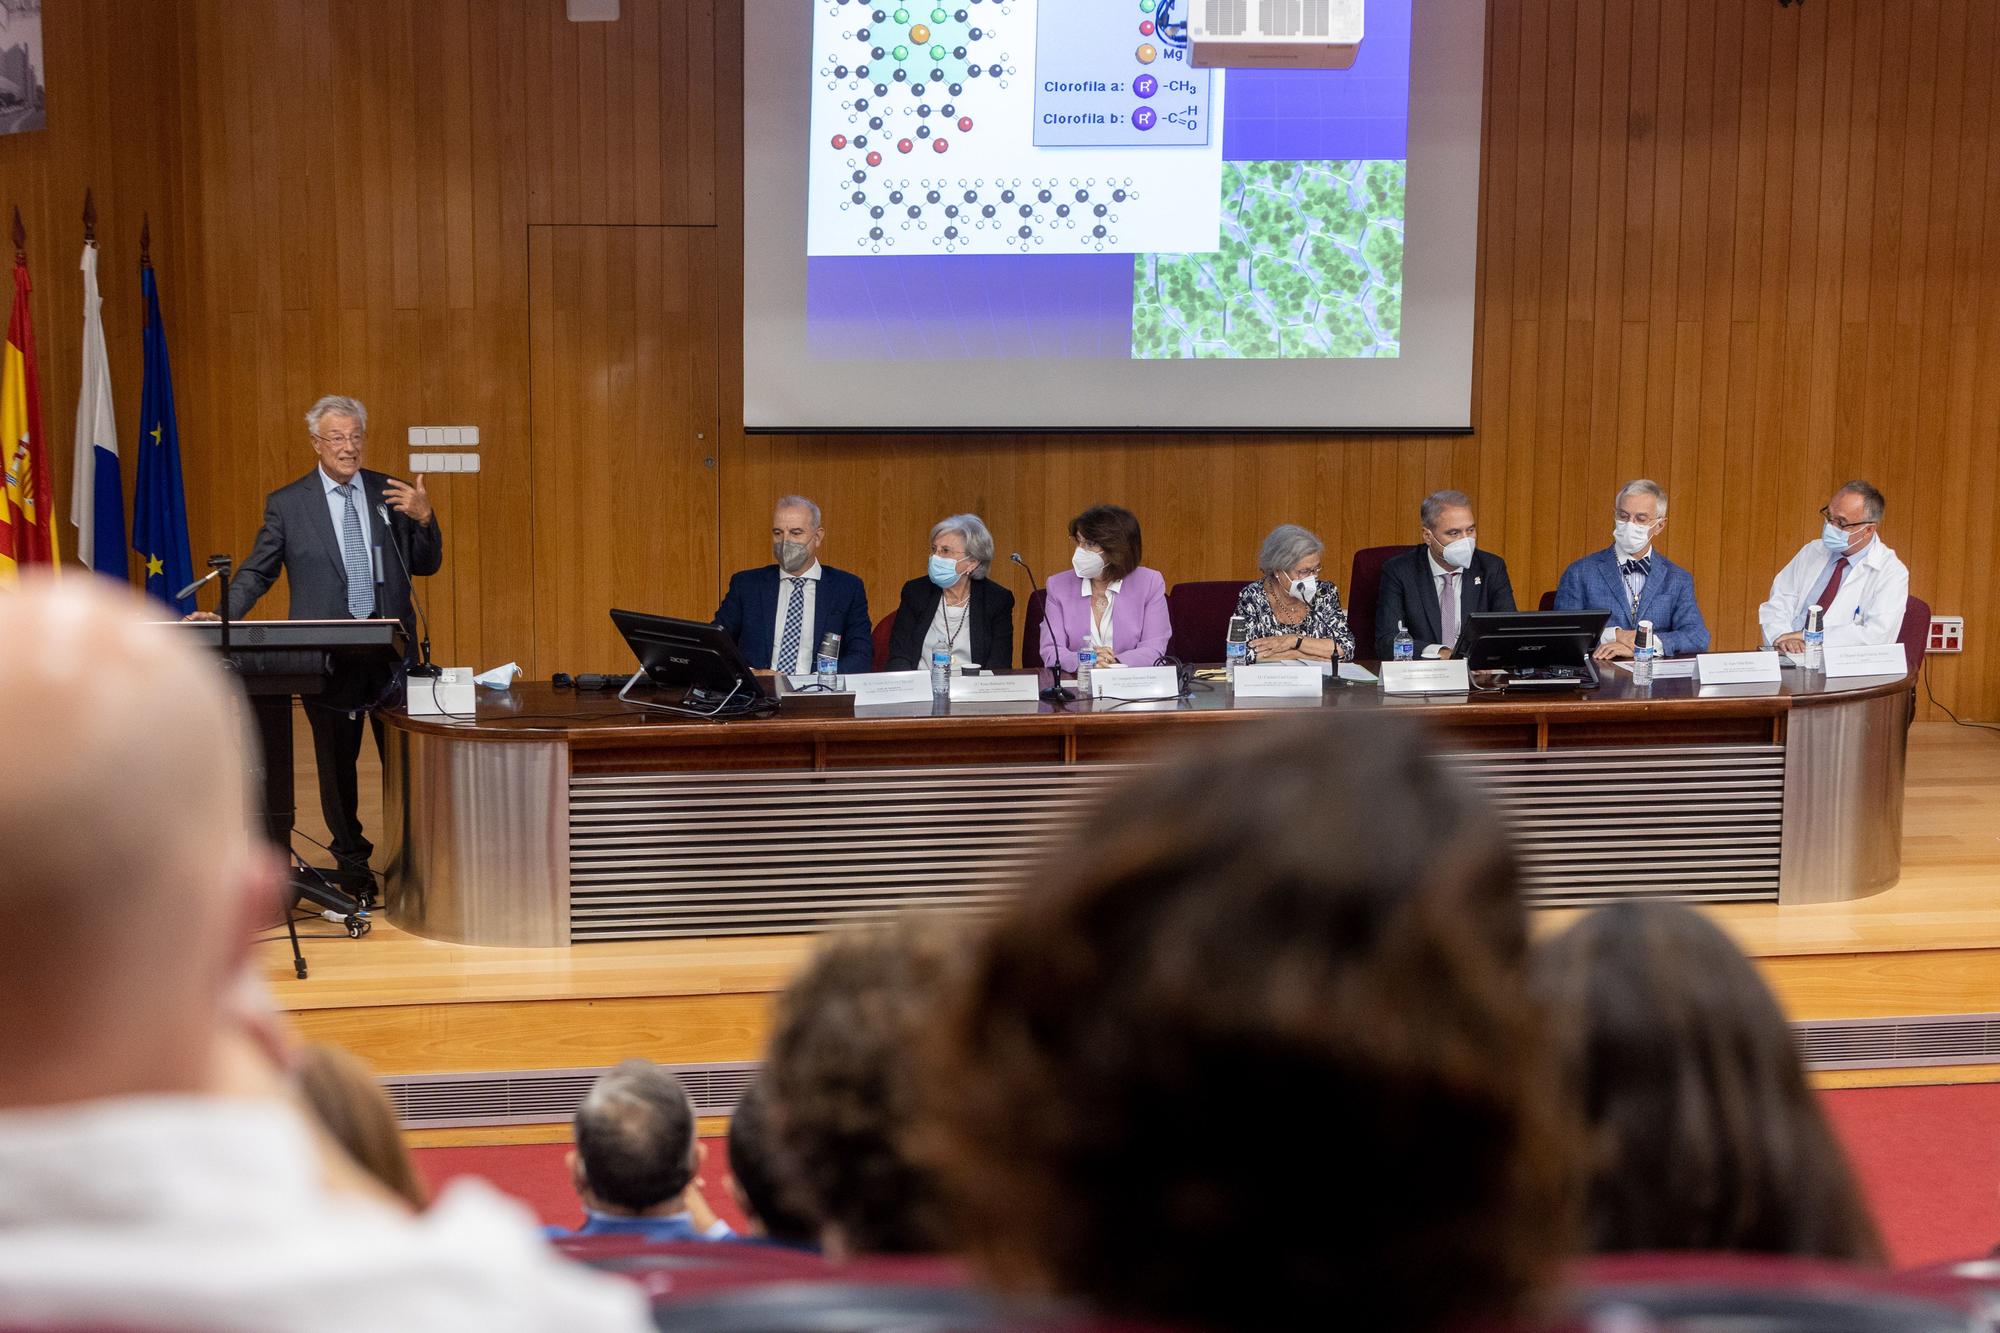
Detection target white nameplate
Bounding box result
[1823,643,1910,679]
[1233,661,1324,697]
[846,671,933,705]
[950,673,1042,702]
[1379,660,1470,694]
[1088,665,1180,699]
[407,667,476,716]
[1696,651,1782,685]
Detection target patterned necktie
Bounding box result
[1817,556,1851,613]
[1619,556,1653,578]
[336,483,373,619]
[1439,571,1459,646]
[776,576,807,671]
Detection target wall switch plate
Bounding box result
[1928,615,1964,654]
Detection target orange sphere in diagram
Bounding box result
[1136,43,1158,64]
[910,23,930,43]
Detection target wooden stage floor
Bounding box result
[261,716,2000,1137]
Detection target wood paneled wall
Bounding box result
[9,2,2000,718]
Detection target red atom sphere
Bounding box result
[1140,18,1154,34]
[957,115,973,132]
[832,133,848,149]
[932,136,949,152]
[898,138,914,153]
[866,150,883,166]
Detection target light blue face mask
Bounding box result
[1821,520,1860,554]
[928,554,964,588]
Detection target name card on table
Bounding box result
[950,673,1043,703]
[1824,643,1910,679]
[1379,660,1471,694]
[1233,661,1325,697]
[1088,665,1181,700]
[1696,651,1782,685]
[846,671,934,706]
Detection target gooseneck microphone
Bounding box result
[1010,551,1074,704]
[377,499,439,677]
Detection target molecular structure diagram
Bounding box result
[843,176,1139,253]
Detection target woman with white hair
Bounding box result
[1235,523,1354,662]
[886,513,1016,670]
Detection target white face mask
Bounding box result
[1289,576,1319,603]
[1613,520,1654,556]
[1072,547,1107,580]
[1437,536,1475,570]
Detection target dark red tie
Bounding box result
[1817,557,1850,613]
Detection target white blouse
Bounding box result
[921,595,976,667]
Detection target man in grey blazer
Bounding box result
[214,394,442,892]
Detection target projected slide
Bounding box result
[805,0,1409,362]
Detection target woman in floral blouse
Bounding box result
[1234,524,1355,662]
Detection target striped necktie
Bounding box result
[776,576,806,671]
[336,483,374,619]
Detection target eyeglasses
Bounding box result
[313,431,366,448]
[1819,506,1873,533]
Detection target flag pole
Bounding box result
[12,206,23,263]
[82,189,95,244]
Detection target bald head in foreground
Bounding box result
[0,579,648,1332]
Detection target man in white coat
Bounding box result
[1760,480,1911,654]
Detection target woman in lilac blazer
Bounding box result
[1039,504,1174,672]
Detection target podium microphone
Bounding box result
[1009,551,1074,704]
[377,501,439,678]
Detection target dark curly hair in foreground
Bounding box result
[1535,901,1884,1264]
[766,917,971,1256]
[925,713,1567,1333]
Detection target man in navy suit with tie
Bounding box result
[1554,479,1709,659]
[715,496,874,676]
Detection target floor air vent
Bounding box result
[382,1061,758,1129]
[376,1018,2000,1129]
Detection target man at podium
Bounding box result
[195,394,443,895]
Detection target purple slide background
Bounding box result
[806,0,1412,361]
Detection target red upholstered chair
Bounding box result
[1898,595,1931,676]
[1538,590,1557,611]
[1343,545,1407,662]
[871,612,896,671]
[1167,580,1243,663]
[1019,589,1048,669]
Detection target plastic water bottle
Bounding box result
[1076,645,1097,698]
[1803,606,1825,673]
[1392,621,1414,662]
[930,648,952,696]
[1631,619,1656,686]
[815,633,841,691]
[1224,617,1249,685]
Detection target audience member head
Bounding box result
[725,1076,821,1247]
[1534,901,1884,1264]
[928,714,1564,1333]
[295,1043,429,1211]
[765,917,970,1257]
[0,577,277,1112]
[1068,504,1142,582]
[570,1060,703,1217]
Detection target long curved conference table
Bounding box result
[380,667,1914,947]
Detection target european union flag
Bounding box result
[132,261,193,614]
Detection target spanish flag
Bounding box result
[1,236,59,580]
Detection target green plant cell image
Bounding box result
[1132,160,1405,360]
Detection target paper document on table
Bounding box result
[1335,662,1380,683]
[1614,659,1695,679]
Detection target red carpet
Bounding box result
[415,1083,2000,1266]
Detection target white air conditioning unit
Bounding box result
[1190,0,1364,70]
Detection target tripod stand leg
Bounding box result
[285,900,308,979]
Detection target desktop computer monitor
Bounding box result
[610,608,771,712]
[1454,609,1610,688]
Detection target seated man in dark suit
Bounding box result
[1373,489,1517,660]
[1555,479,1709,659]
[715,495,874,675]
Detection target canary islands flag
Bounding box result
[2,247,60,581]
[71,240,126,578]
[132,261,192,613]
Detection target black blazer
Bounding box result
[1372,544,1517,659]
[227,467,443,645]
[886,576,1016,670]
